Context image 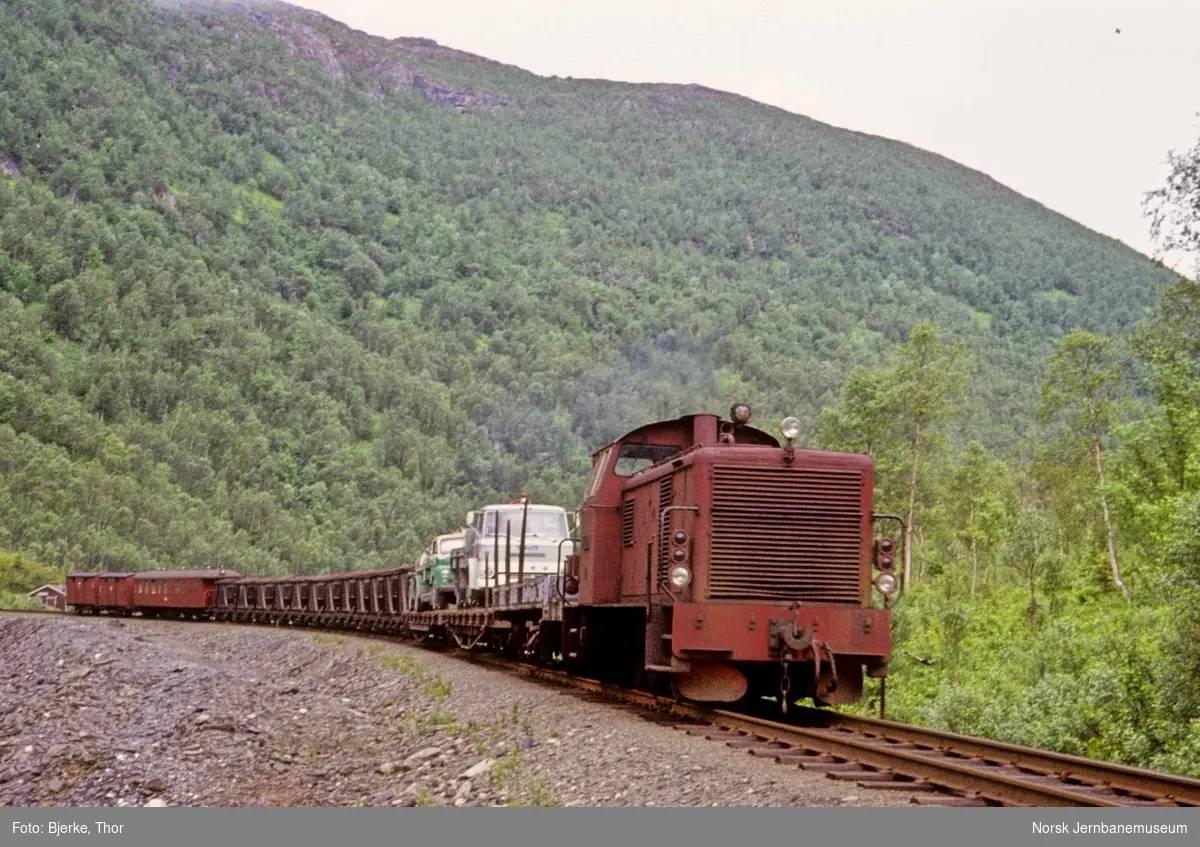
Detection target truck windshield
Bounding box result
[483,510,567,538]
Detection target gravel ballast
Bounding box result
[0,613,916,807]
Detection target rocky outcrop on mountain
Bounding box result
[187,0,507,112]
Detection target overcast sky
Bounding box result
[288,0,1200,267]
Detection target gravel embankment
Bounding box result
[0,613,915,807]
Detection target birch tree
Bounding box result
[819,322,972,588]
[892,323,972,587]
[1038,330,1129,601]
[948,441,1014,595]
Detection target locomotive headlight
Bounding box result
[669,566,692,588]
[874,572,898,595]
[780,416,802,441]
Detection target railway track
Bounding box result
[468,655,1200,808]
[10,607,1200,808]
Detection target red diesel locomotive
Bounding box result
[64,406,900,712]
[560,405,901,707]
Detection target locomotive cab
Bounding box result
[566,405,898,710]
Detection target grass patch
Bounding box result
[491,747,559,807]
[424,675,451,701]
[379,652,427,676]
[410,710,458,736]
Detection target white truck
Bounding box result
[450,498,577,605]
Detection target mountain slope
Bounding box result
[0,0,1179,575]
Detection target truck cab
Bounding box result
[415,531,467,610]
[451,499,577,605]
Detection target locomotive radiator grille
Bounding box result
[709,465,864,603]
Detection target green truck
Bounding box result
[412,530,466,610]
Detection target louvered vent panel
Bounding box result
[709,465,864,603]
[622,499,635,548]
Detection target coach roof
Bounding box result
[133,570,241,580]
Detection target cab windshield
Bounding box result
[612,442,682,476]
[483,510,567,538]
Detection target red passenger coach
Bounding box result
[66,569,239,617]
[65,573,136,615]
[133,570,238,616]
[561,407,902,710]
[97,573,135,612]
[65,574,98,610]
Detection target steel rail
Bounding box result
[786,706,1200,807]
[468,655,1200,808]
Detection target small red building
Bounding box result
[28,584,66,611]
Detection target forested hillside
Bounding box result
[0,0,1176,578]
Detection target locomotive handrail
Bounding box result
[554,536,581,605]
